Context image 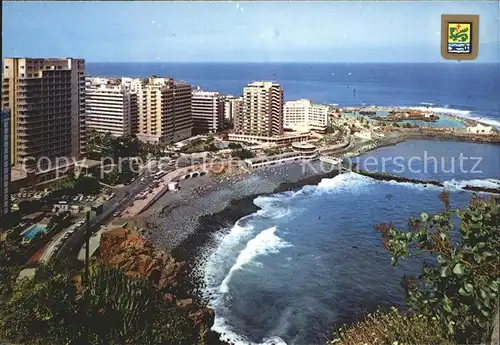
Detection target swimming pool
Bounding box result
[342,111,465,128]
[20,224,48,242]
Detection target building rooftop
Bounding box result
[247,81,280,88]
[192,90,220,97]
[75,159,102,169]
[292,142,317,150]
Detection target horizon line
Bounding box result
[85,61,500,64]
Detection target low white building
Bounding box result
[228,132,310,145]
[284,99,329,131]
[466,123,494,134]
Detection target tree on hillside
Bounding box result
[375,193,499,343]
[74,176,101,195]
[231,148,254,160]
[332,194,499,345]
[228,143,242,150]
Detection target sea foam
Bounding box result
[443,178,500,191]
[203,171,499,344]
[407,105,500,128]
[206,225,291,345]
[203,220,255,298]
[219,226,291,293]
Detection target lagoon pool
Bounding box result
[402,116,465,128]
[342,111,465,128]
[21,224,48,241]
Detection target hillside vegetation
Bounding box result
[331,193,499,345]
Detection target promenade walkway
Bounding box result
[120,164,213,218]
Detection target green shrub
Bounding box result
[227,143,242,150]
[376,193,499,343]
[0,263,201,345]
[231,148,254,160]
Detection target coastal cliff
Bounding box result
[99,228,225,344]
[99,228,184,291]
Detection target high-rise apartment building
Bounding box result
[192,90,224,135]
[2,58,86,181]
[85,77,137,137]
[223,95,243,122]
[284,99,329,130]
[121,78,142,135]
[235,81,283,137]
[136,77,192,144]
[0,108,10,220]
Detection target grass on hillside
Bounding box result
[328,307,454,345]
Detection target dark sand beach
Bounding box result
[139,160,343,296]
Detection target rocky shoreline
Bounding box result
[170,166,343,296]
[356,170,500,194]
[133,133,498,343]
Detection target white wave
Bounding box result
[407,106,500,128]
[462,116,500,129]
[346,171,499,193]
[212,317,288,345]
[219,226,291,293]
[254,201,292,219]
[407,106,472,116]
[443,178,500,191]
[377,178,443,192]
[207,226,291,345]
[419,102,435,106]
[316,171,372,192]
[203,172,499,344]
[203,220,255,297]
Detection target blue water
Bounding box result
[353,139,500,182]
[21,224,48,241]
[343,110,465,128]
[87,62,500,127]
[203,140,499,345]
[86,63,500,344]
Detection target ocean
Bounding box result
[86,62,500,128]
[87,63,500,344]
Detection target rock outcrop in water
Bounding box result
[356,170,500,194]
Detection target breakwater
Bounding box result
[356,170,500,194]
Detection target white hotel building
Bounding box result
[85,77,138,137]
[192,90,224,135]
[284,99,329,131]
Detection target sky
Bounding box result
[2,1,499,63]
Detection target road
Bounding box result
[39,221,82,263]
[52,170,158,262]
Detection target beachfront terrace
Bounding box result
[228,132,310,145]
[244,151,318,169]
